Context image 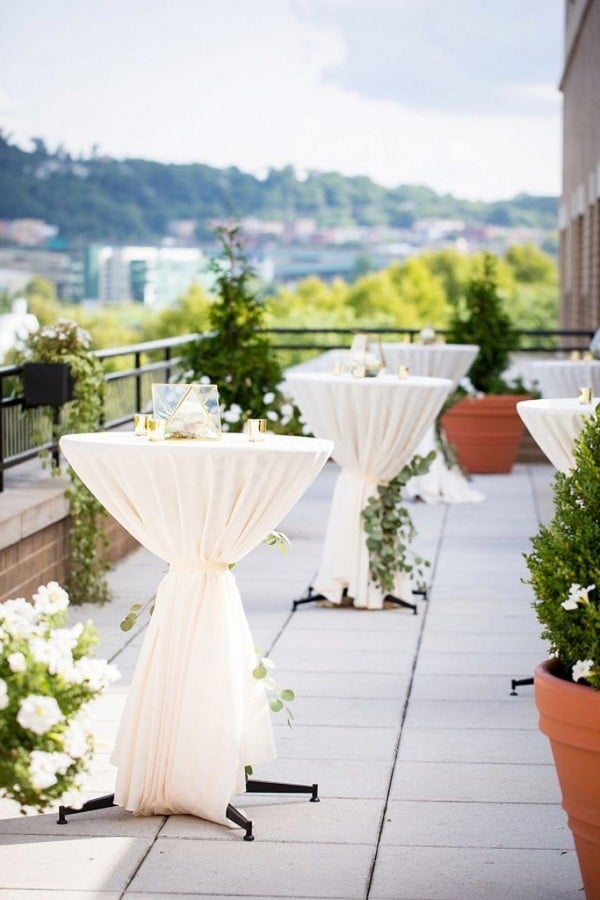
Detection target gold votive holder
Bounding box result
[146,416,165,441]
[248,418,267,441]
[134,412,148,436]
[398,365,410,378]
[570,350,582,361]
[351,364,366,378]
[333,363,344,375]
[583,351,594,361]
[579,386,593,404]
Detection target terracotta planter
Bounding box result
[441,394,529,474]
[23,362,74,408]
[535,659,600,899]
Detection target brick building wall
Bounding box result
[0,513,139,604]
[560,0,600,333]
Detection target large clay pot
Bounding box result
[535,659,600,899]
[441,394,529,474]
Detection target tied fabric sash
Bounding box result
[169,559,230,574]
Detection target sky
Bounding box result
[0,0,564,202]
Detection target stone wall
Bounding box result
[0,472,139,603]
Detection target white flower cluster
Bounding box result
[561,583,597,685]
[0,582,120,810]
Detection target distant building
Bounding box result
[88,245,209,307]
[559,0,600,332]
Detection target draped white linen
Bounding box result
[380,343,483,504]
[380,343,479,384]
[285,373,452,609]
[285,345,483,504]
[530,360,600,399]
[60,432,332,826]
[517,398,600,472]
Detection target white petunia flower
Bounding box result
[29,750,73,791]
[17,695,64,735]
[0,678,9,710]
[200,375,210,384]
[7,652,26,673]
[263,391,275,405]
[223,404,242,424]
[70,658,120,692]
[29,636,73,677]
[266,410,278,422]
[32,581,69,615]
[562,583,595,611]
[280,403,294,417]
[62,721,90,759]
[572,659,595,682]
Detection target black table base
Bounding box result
[57,778,319,842]
[293,584,425,614]
[510,676,533,695]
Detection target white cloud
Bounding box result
[0,0,562,200]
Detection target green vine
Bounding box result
[22,319,110,605]
[362,451,436,595]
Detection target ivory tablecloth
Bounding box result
[517,397,600,472]
[285,372,452,609]
[285,346,482,504]
[60,431,332,826]
[530,360,600,399]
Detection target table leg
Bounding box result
[510,676,533,696]
[383,594,418,614]
[57,792,116,824]
[292,585,328,610]
[246,779,319,802]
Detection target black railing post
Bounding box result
[135,351,142,413]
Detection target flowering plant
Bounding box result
[525,406,600,689]
[0,582,120,812]
[20,319,110,605]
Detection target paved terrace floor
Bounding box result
[0,460,584,900]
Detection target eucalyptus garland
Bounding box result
[23,320,110,605]
[362,451,436,595]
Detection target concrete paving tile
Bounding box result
[272,670,410,699]
[129,837,374,897]
[380,800,573,849]
[275,626,420,651]
[410,674,532,701]
[272,724,398,760]
[369,845,582,899]
[397,727,553,765]
[0,835,152,892]
[286,608,423,630]
[419,630,549,655]
[415,651,540,676]
[0,806,164,838]
[253,758,392,799]
[0,893,122,900]
[424,612,540,634]
[404,698,539,729]
[291,696,403,727]
[390,761,561,804]
[271,646,416,673]
[126,896,351,900]
[161,797,382,845]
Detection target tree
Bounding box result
[446,253,517,393]
[182,224,283,429]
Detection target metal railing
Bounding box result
[0,327,595,491]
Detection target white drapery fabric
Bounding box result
[285,345,483,504]
[285,373,451,609]
[530,360,600,399]
[380,343,479,384]
[60,432,332,826]
[517,398,600,472]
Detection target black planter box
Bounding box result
[23,362,75,408]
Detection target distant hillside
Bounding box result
[0,134,558,245]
